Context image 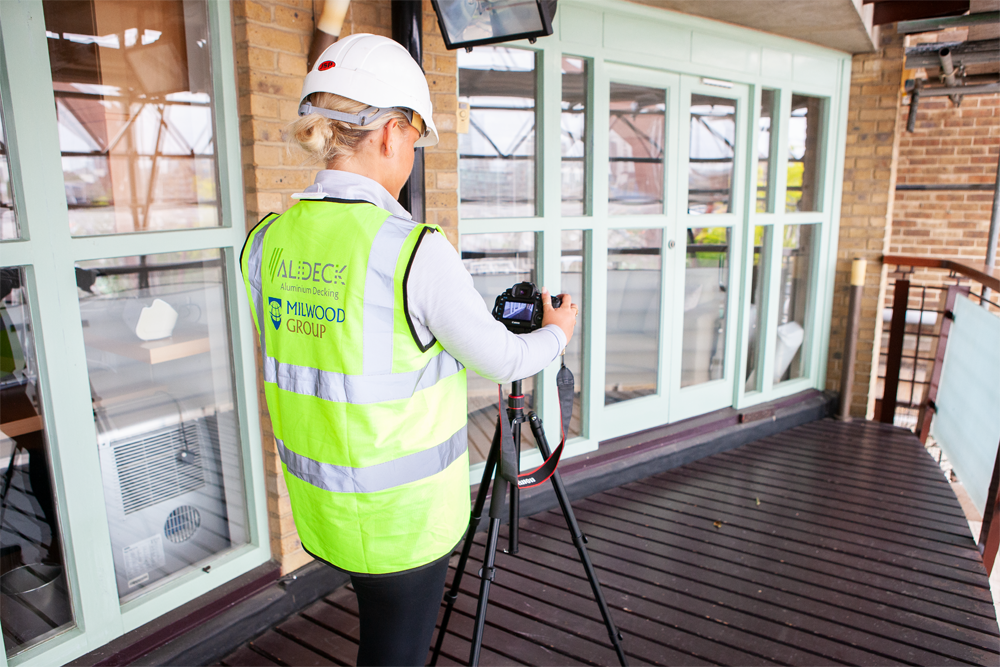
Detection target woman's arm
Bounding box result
[406,232,566,383]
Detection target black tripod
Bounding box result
[431,379,628,666]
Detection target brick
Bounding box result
[246,22,304,54]
[278,52,308,77]
[273,4,312,31]
[244,0,272,23]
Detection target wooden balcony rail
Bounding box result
[880,254,1000,574]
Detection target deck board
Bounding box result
[220,419,1000,666]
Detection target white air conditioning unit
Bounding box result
[97,398,236,600]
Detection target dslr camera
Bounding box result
[492,282,562,334]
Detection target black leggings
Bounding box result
[350,553,450,666]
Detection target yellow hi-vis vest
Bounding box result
[240,200,469,574]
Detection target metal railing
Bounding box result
[879,255,1000,573]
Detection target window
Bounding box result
[561,58,588,216]
[461,232,536,462]
[787,95,825,212]
[756,90,776,213]
[44,0,218,236]
[773,224,815,382]
[745,226,769,391]
[606,228,661,404]
[1,268,74,656]
[0,102,17,240]
[609,84,665,215]
[76,251,248,601]
[688,95,737,214]
[458,47,537,219]
[561,230,586,436]
[682,227,730,387]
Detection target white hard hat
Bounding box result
[299,33,438,148]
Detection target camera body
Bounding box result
[492,282,562,333]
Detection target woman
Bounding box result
[241,34,576,666]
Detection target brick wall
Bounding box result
[231,0,458,574]
[825,25,905,419]
[892,27,999,286]
[422,0,460,247]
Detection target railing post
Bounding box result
[880,278,910,424]
[917,284,968,443]
[837,258,866,421]
[979,436,1000,575]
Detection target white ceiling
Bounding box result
[624,0,878,53]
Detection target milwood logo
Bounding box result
[268,297,282,329]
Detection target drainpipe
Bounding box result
[984,158,1000,305]
[938,48,962,106]
[393,1,426,222]
[837,258,867,421]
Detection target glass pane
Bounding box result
[609,83,665,215]
[76,250,247,602]
[787,95,825,212]
[458,47,536,219]
[44,0,219,236]
[745,226,769,392]
[561,230,585,437]
[460,233,536,463]
[1,268,75,656]
[773,224,814,383]
[561,58,587,216]
[0,102,18,241]
[682,227,730,387]
[756,90,775,213]
[606,228,661,405]
[688,94,737,214]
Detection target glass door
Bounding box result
[670,77,750,422]
[591,64,680,440]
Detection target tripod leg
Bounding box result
[527,414,629,666]
[470,470,507,666]
[430,418,501,666]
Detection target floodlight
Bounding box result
[431,0,558,51]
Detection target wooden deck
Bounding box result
[219,419,1000,666]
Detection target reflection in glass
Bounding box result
[561,230,585,437]
[1,268,75,656]
[745,226,769,392]
[773,224,814,383]
[44,0,219,236]
[756,90,776,213]
[561,58,587,216]
[688,94,737,214]
[606,229,661,404]
[0,102,18,241]
[76,250,247,601]
[609,84,665,215]
[682,227,730,387]
[458,47,536,218]
[787,95,825,212]
[461,233,536,462]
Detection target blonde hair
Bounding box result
[286,92,411,164]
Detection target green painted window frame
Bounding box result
[0,3,269,665]
[460,0,852,479]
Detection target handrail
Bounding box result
[878,255,1000,574]
[883,254,1000,292]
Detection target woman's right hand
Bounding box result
[541,288,577,348]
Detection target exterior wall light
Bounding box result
[431,0,558,51]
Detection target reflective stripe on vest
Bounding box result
[276,425,467,494]
[263,348,462,405]
[246,214,279,359]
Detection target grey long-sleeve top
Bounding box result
[293,171,566,383]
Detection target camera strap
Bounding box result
[496,363,574,489]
